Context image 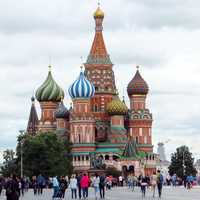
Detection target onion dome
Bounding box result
[68,70,95,99]
[94,6,104,18]
[127,66,149,96]
[106,94,128,115]
[31,96,35,102]
[55,99,69,119]
[36,66,64,102]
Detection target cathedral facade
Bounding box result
[27,6,158,176]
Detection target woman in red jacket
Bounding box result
[80,174,90,199]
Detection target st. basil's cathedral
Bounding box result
[26,6,158,176]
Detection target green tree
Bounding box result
[1,149,17,177]
[16,132,73,177]
[169,145,197,179]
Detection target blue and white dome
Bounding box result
[68,71,95,99]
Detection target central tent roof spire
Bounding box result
[86,4,112,65]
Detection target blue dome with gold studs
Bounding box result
[68,70,95,99]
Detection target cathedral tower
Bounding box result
[106,94,128,144]
[127,66,153,152]
[26,96,39,135]
[55,97,70,137]
[35,66,64,132]
[84,6,116,142]
[69,68,96,157]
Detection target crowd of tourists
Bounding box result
[0,170,199,200]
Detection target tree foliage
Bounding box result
[2,132,73,178]
[1,149,17,177]
[169,145,197,178]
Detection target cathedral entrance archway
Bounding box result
[128,165,135,174]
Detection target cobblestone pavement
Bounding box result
[0,186,200,200]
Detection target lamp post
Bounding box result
[19,130,25,178]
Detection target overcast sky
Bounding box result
[1,0,200,162]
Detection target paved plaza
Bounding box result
[0,186,200,200]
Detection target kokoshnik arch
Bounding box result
[26,5,158,176]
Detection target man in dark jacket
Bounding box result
[99,174,106,199]
[76,172,83,199]
[5,175,20,200]
[36,174,45,195]
[157,170,164,198]
[60,176,68,198]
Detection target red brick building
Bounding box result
[27,6,158,176]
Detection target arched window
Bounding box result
[136,137,139,144]
[93,104,98,112]
[105,155,109,160]
[129,165,134,173]
[81,155,84,161]
[95,127,98,138]
[95,86,99,91]
[78,156,81,161]
[113,155,119,161]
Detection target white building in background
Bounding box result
[157,143,166,161]
[195,159,200,176]
[157,143,170,177]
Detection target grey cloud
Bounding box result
[126,0,200,30]
[1,0,200,37]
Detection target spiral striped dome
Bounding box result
[68,71,95,99]
[36,67,64,102]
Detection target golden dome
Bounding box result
[106,95,128,116]
[94,7,104,18]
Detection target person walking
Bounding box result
[36,174,45,195]
[92,173,100,200]
[80,173,90,199]
[171,174,177,187]
[77,172,83,199]
[186,174,193,189]
[60,176,68,198]
[32,177,37,195]
[69,175,77,199]
[5,175,20,200]
[140,175,148,198]
[132,174,138,191]
[0,178,2,196]
[157,170,164,199]
[20,177,25,196]
[151,171,157,198]
[119,176,123,186]
[99,174,106,199]
[52,176,59,199]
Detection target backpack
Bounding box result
[157,174,163,184]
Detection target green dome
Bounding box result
[106,95,128,115]
[36,67,64,102]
